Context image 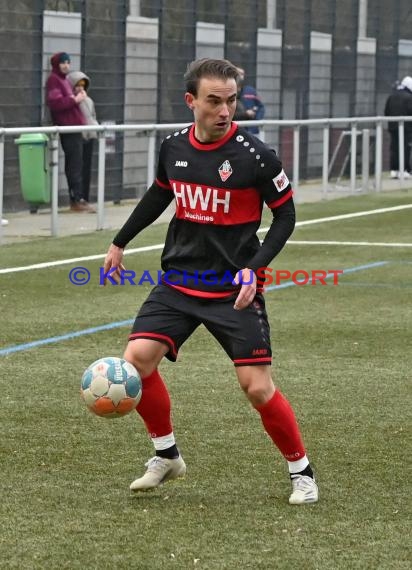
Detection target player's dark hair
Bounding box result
[184,58,240,96]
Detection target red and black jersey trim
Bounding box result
[165,282,265,298]
[233,357,272,366]
[166,282,237,298]
[189,122,238,151]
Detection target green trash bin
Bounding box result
[15,133,50,205]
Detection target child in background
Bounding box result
[67,71,99,208]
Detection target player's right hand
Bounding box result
[233,268,257,310]
[102,244,125,286]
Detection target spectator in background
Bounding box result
[67,71,99,207]
[384,75,412,179]
[233,67,265,137]
[46,52,94,212]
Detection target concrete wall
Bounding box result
[257,28,282,149]
[398,40,412,83]
[196,22,225,59]
[308,32,332,172]
[123,16,159,197]
[355,37,377,116]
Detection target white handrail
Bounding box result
[0,134,4,242]
[50,134,59,236]
[0,115,410,241]
[0,115,409,135]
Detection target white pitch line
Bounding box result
[0,244,164,274]
[288,240,412,247]
[258,203,412,233]
[1,203,411,275]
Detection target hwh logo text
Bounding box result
[172,182,231,213]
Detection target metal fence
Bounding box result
[0,0,412,210]
[1,114,411,244]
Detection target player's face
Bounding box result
[185,77,238,142]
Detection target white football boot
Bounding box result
[289,474,319,505]
[130,455,186,492]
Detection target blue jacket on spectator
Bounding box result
[236,68,265,136]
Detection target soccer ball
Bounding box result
[81,357,142,418]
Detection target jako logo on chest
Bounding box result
[172,182,231,213]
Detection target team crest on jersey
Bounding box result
[218,160,233,182]
[273,169,289,192]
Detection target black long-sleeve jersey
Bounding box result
[113,122,295,296]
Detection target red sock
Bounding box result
[254,390,306,461]
[136,369,173,438]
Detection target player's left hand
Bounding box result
[233,268,256,310]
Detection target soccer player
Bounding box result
[103,58,318,505]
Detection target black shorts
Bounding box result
[129,284,272,367]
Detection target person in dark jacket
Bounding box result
[233,67,265,137]
[384,76,412,178]
[46,52,94,211]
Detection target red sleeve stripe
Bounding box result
[128,332,177,359]
[267,189,293,210]
[155,177,172,190]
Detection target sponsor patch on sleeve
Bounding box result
[273,169,290,192]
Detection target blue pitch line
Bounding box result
[0,320,134,357]
[265,261,389,291]
[338,281,412,289]
[0,261,388,357]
